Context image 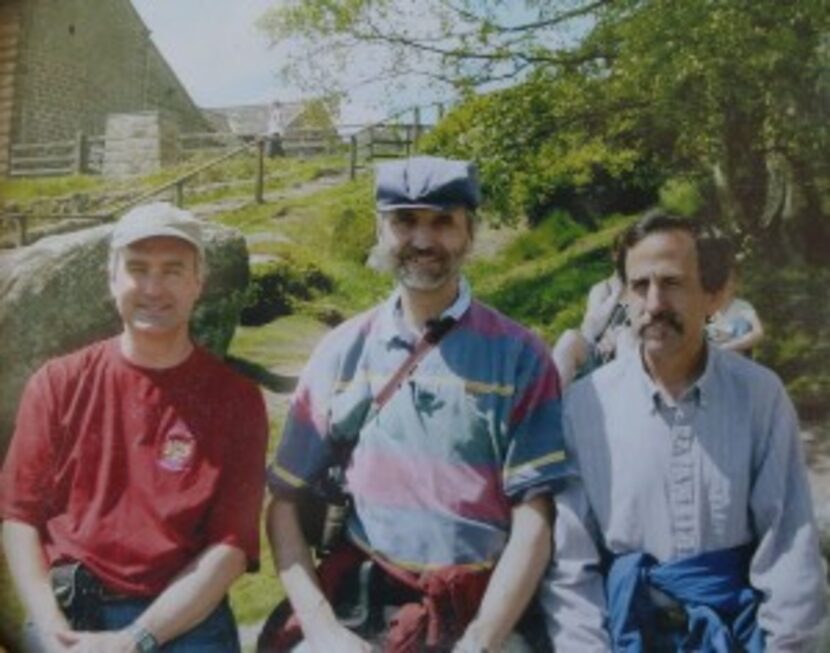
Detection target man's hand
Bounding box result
[452,622,491,652]
[304,619,374,653]
[27,622,78,653]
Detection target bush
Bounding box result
[241,257,333,326]
[478,247,612,342]
[745,260,830,420]
[329,205,376,264]
[659,177,705,216]
[420,72,661,224]
[502,210,587,262]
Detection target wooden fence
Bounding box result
[179,128,344,158]
[1,139,265,248]
[8,132,105,177]
[8,128,345,177]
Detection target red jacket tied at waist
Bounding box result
[257,542,491,653]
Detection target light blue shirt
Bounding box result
[541,344,827,651]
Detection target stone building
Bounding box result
[0,0,210,176]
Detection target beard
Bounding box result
[368,241,468,291]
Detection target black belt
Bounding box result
[50,562,139,629]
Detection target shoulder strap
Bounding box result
[373,316,457,411]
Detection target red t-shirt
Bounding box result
[0,338,269,596]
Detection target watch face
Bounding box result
[133,628,159,652]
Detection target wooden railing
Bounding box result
[179,128,344,159]
[2,139,266,248]
[348,111,435,179]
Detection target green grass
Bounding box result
[468,215,634,342]
[0,548,23,650]
[229,315,329,372]
[0,174,106,202]
[226,312,335,629]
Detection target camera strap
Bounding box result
[373,316,457,411]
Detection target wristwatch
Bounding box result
[128,624,160,653]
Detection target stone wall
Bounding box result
[0,1,22,176]
[103,111,180,178]
[10,0,208,146]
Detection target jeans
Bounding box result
[23,598,240,653]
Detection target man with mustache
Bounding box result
[542,210,826,649]
[1,203,269,652]
[261,157,570,652]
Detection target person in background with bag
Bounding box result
[260,156,572,653]
[0,203,269,652]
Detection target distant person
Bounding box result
[266,101,285,157]
[259,156,570,653]
[707,268,763,356]
[542,210,826,649]
[1,202,269,652]
[552,248,637,389]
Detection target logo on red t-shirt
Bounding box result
[158,427,196,472]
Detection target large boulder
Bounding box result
[0,221,249,458]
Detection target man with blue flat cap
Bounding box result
[261,156,572,652]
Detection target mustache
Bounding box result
[401,245,443,260]
[639,311,684,335]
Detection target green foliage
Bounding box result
[192,290,249,354]
[747,261,830,420]
[469,216,632,342]
[502,210,587,261]
[242,257,333,326]
[480,248,610,342]
[421,72,661,224]
[658,178,706,217]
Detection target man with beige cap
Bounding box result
[1,202,268,652]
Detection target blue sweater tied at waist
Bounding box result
[606,542,764,652]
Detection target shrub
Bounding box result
[659,177,705,216]
[241,257,333,326]
[421,72,661,224]
[745,260,830,421]
[502,210,587,262]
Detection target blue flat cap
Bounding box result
[375,156,481,212]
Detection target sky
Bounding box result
[130,0,407,124]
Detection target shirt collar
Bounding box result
[376,277,472,348]
[634,341,713,412]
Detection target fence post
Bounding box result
[350,135,358,180]
[404,125,412,157]
[437,103,445,121]
[174,181,184,207]
[255,139,265,204]
[14,214,27,247]
[368,127,375,161]
[73,131,88,174]
[413,107,421,152]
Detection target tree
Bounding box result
[261,0,830,260]
[582,1,830,260]
[257,0,613,97]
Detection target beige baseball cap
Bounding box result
[111,202,204,257]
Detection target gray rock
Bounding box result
[0,221,249,457]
